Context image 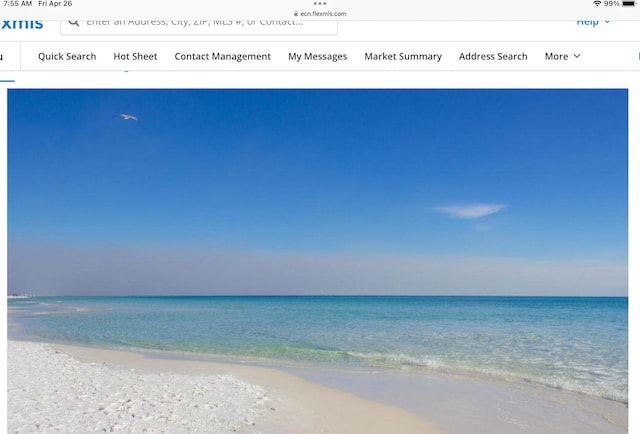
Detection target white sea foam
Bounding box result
[344,350,628,403]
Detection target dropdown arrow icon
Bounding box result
[574,54,581,58]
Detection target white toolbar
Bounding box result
[1,42,638,71]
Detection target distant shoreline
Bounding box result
[7,294,629,298]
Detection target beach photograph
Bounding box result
[7,89,628,433]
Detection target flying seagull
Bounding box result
[115,113,140,122]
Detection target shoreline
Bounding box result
[8,338,444,434]
[6,301,627,433]
[7,337,628,434]
[285,362,629,434]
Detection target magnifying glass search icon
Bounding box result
[68,21,79,26]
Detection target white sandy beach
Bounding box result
[8,340,270,433]
[7,339,443,434]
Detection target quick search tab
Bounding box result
[21,43,104,69]
[37,51,97,62]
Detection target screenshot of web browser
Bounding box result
[2,2,635,433]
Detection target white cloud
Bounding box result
[434,203,506,219]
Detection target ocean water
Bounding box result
[8,296,628,403]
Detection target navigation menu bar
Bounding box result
[2,42,638,71]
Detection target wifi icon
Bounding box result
[594,0,602,5]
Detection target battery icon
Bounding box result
[622,0,635,5]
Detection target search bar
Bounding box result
[60,20,338,36]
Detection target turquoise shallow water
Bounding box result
[8,296,628,403]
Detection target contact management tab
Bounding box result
[174,51,273,63]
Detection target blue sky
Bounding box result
[8,89,628,295]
